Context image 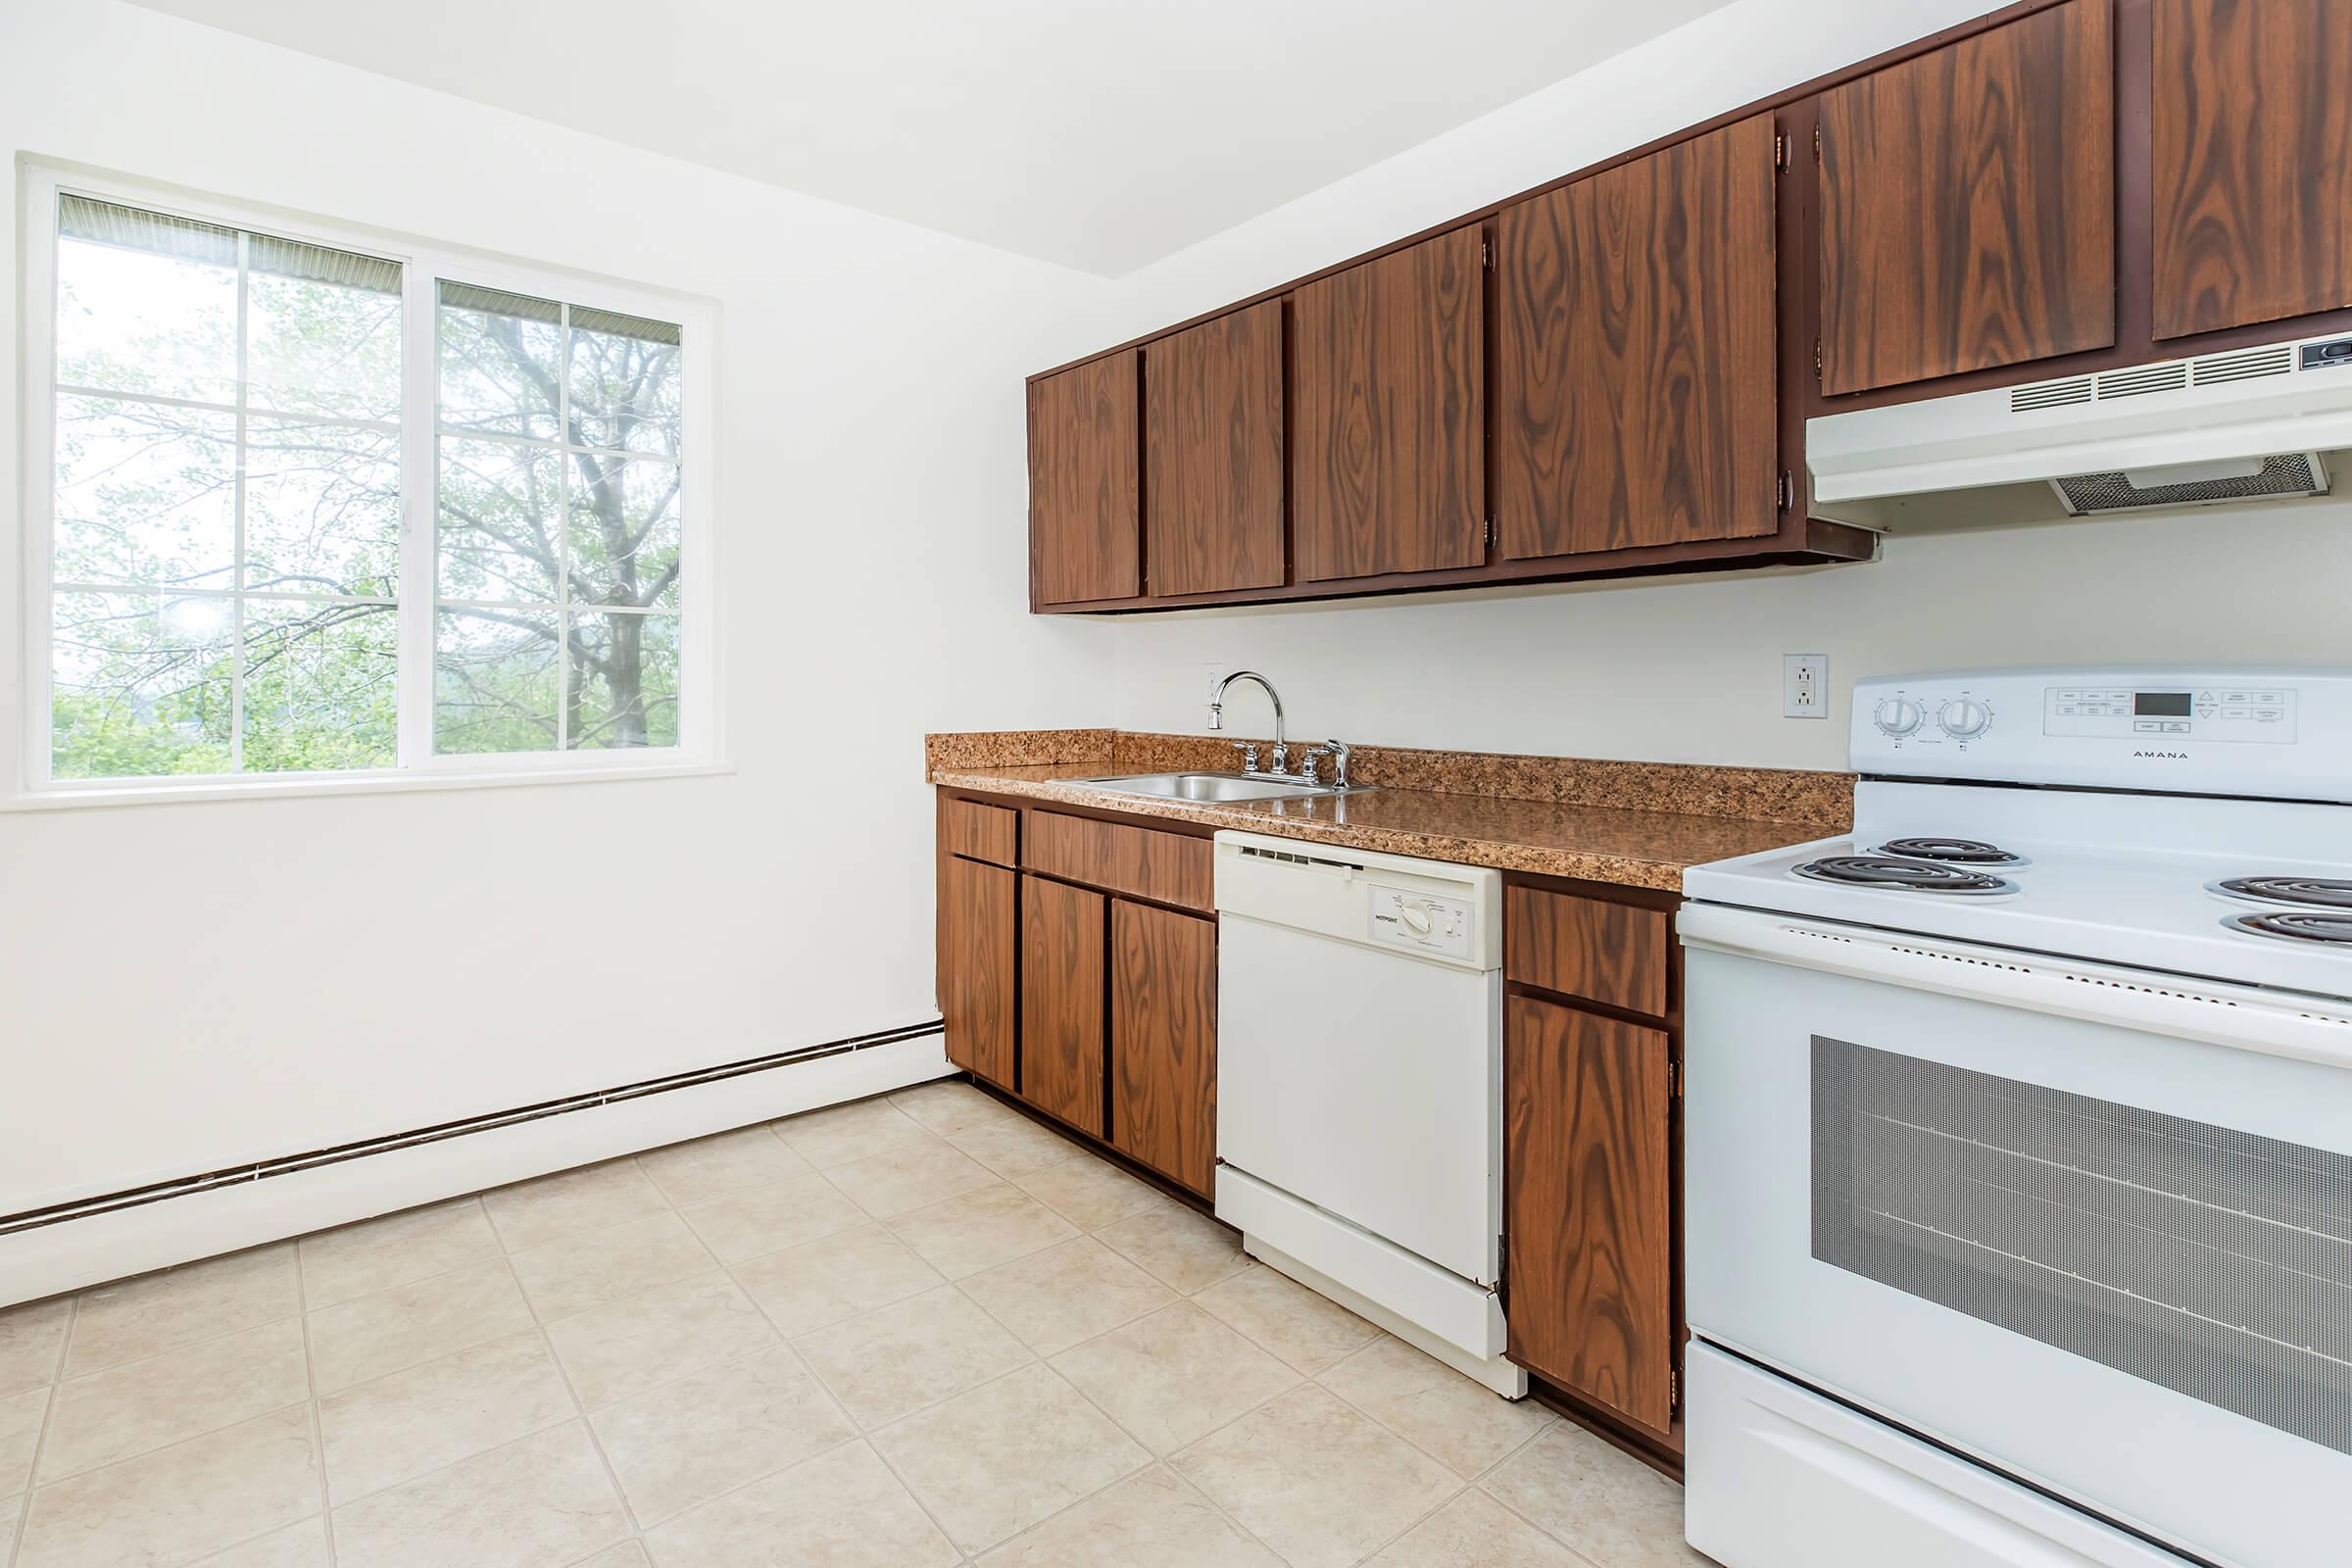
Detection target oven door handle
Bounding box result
[1677,901,2352,1071]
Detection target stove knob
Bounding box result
[1939,697,1993,739]
[1873,697,1926,737]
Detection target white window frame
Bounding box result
[15,164,723,808]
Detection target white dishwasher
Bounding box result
[1212,830,1524,1397]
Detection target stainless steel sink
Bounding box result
[1073,771,1366,803]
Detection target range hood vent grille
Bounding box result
[2095,362,2188,399]
[2053,452,2328,514]
[2005,342,2305,416]
[2011,377,2093,412]
[2193,343,2298,385]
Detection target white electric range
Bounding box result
[1678,667,2352,1568]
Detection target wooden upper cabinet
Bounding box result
[1816,0,2115,396]
[1291,227,1485,582]
[2152,0,2352,339]
[1109,902,1217,1196]
[939,855,1015,1090]
[1145,301,1285,597]
[1028,351,1139,605]
[1494,116,1778,559]
[1505,994,1676,1434]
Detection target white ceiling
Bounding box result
[128,0,1733,276]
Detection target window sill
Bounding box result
[6,759,736,812]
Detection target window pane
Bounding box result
[55,232,238,405]
[248,268,403,423]
[438,437,560,603]
[54,394,237,591]
[241,601,399,772]
[438,286,561,441]
[568,454,680,609]
[50,590,234,778]
[567,316,680,456]
[435,610,559,754]
[566,612,679,750]
[245,418,401,598]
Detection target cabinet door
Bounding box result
[1292,227,1485,581]
[940,856,1015,1089]
[2153,0,2352,339]
[1505,995,1674,1433]
[1021,876,1105,1137]
[1145,301,1285,597]
[1494,116,1777,560]
[1817,0,2114,395]
[1109,902,1217,1195]
[1029,352,1139,605]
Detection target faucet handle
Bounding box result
[1296,748,1326,784]
[1231,742,1260,773]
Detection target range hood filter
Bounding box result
[2052,452,2328,514]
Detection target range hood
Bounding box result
[1807,330,2352,532]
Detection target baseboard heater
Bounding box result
[2,1018,943,1239]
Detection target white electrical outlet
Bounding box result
[1202,662,1231,704]
[1784,654,1828,718]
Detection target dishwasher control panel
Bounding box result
[1368,884,1475,960]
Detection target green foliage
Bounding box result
[52,231,685,781]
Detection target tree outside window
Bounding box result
[42,191,691,784]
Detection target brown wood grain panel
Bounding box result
[1146,301,1285,596]
[1291,227,1485,581]
[1021,875,1105,1137]
[1109,902,1218,1195]
[1496,116,1779,559]
[1505,995,1675,1433]
[1025,811,1213,912]
[2152,0,2352,338]
[1505,887,1670,1017]
[942,798,1018,867]
[1818,0,2115,395]
[940,856,1016,1088]
[1029,352,1140,605]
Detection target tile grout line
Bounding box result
[934,1200,1321,1566]
[1471,1422,1623,1567]
[3,1297,73,1568]
[498,1249,645,1551]
[802,1336,1036,1562]
[979,1337,1296,1567]
[292,1236,340,1568]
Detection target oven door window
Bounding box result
[1811,1034,2352,1457]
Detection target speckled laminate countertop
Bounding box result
[926,731,1850,893]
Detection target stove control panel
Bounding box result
[2042,685,2297,744]
[1851,668,2352,801]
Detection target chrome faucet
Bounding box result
[1208,672,1356,789]
[1208,670,1289,776]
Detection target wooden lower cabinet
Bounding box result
[1504,993,1677,1436]
[939,855,1015,1089]
[1020,875,1106,1138]
[1109,901,1217,1196]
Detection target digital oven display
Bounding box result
[2134,692,2192,717]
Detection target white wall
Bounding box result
[0,0,1120,1203]
[1102,0,2352,769]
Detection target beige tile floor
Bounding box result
[0,1081,1714,1568]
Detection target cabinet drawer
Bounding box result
[942,798,1018,866]
[1505,886,1669,1017]
[1026,811,1212,912]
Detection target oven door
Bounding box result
[1680,902,2352,1568]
